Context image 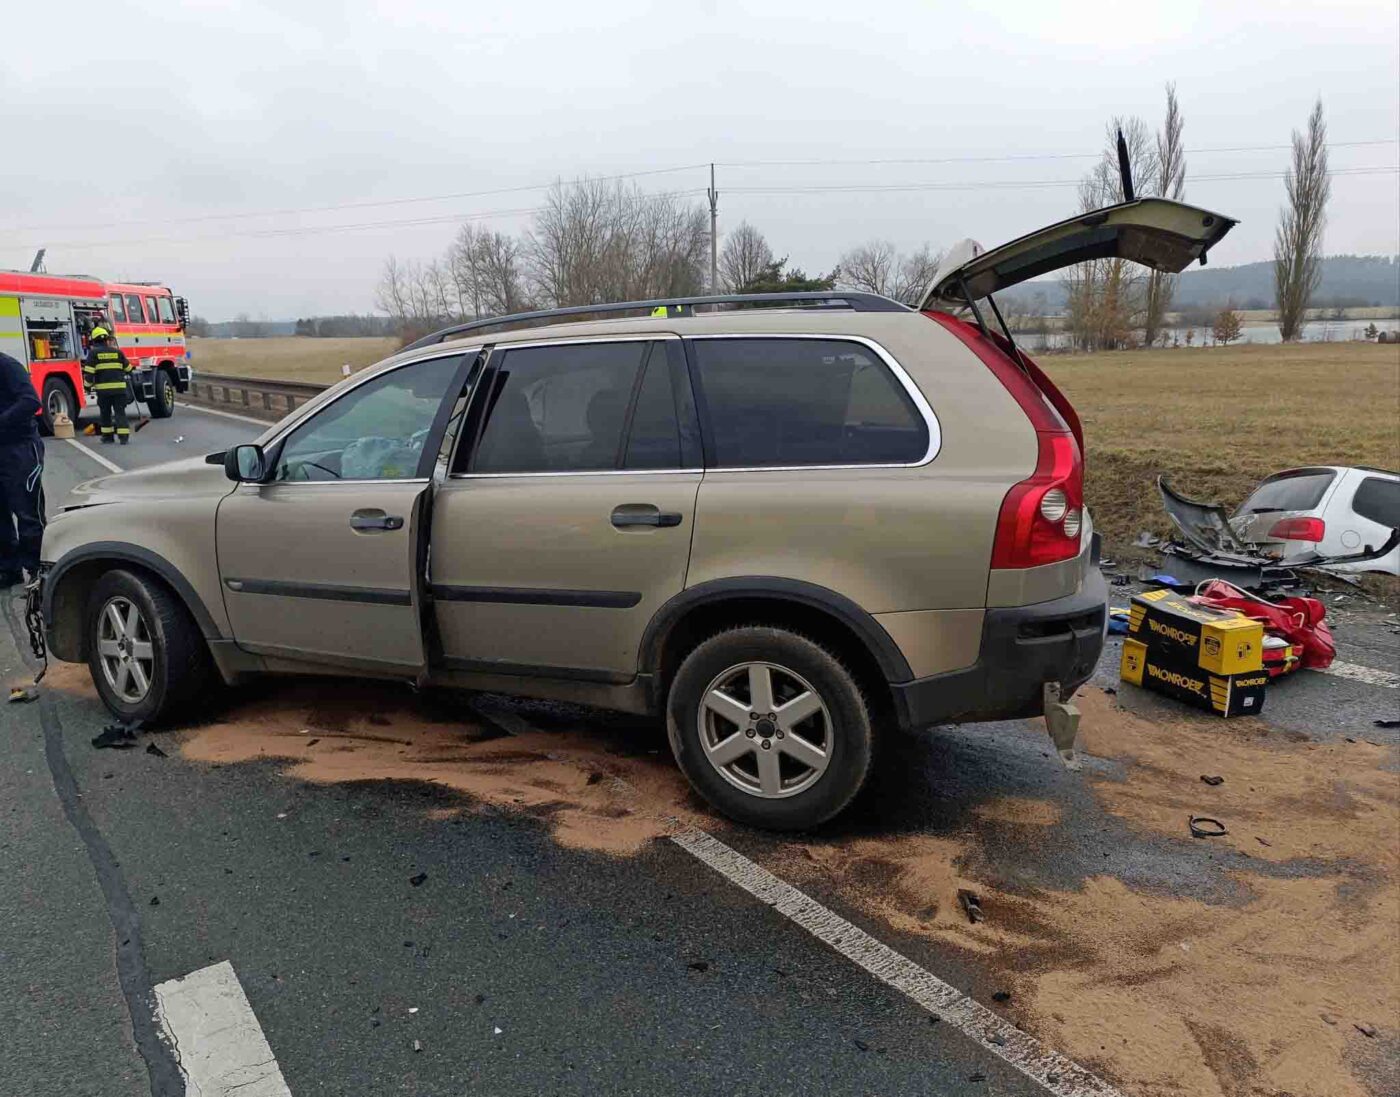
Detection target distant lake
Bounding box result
[1020,317,1399,350]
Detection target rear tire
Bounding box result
[86,569,210,726]
[666,626,874,830]
[148,369,176,418]
[39,377,75,436]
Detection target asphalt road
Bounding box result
[5,398,1397,1096]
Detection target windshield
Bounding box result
[1235,469,1335,515]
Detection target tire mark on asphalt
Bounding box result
[3,595,185,1097]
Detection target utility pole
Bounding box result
[707,163,719,293]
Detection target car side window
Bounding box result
[1351,476,1400,529]
[689,338,928,468]
[125,295,146,323]
[156,297,176,323]
[271,356,463,482]
[109,294,126,323]
[470,342,649,473]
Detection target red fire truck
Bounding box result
[0,271,192,434]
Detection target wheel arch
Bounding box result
[44,543,223,662]
[640,578,910,714]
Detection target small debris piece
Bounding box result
[1200,775,1224,786]
[1320,1012,1339,1025]
[686,961,709,973]
[1100,558,1117,568]
[408,1007,418,1014]
[1373,719,1399,729]
[988,1033,1007,1047]
[991,991,1012,1003]
[92,724,137,750]
[1354,1022,1377,1038]
[1255,836,1273,847]
[1110,574,1133,587]
[854,1039,870,1052]
[957,889,985,924]
[409,873,428,887]
[1189,815,1228,838]
[412,1039,421,1052]
[8,686,38,704]
[493,1026,503,1036]
[1134,531,1160,548]
[149,896,160,906]
[969,1073,987,1083]
[306,738,320,746]
[145,742,168,759]
[1102,686,1117,696]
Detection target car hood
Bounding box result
[65,454,235,507]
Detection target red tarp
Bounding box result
[1191,580,1336,670]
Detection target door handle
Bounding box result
[350,510,404,532]
[611,505,683,529]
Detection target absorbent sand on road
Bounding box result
[40,659,1396,1097]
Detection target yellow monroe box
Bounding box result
[1127,589,1264,675]
[1121,638,1268,717]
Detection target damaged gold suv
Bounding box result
[38,198,1236,828]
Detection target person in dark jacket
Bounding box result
[0,349,45,585]
[81,327,134,444]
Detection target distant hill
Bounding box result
[998,254,1400,313]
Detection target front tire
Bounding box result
[147,369,176,418]
[86,569,210,726]
[666,626,874,830]
[39,377,75,436]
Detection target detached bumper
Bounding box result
[891,568,1108,730]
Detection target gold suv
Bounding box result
[38,198,1236,828]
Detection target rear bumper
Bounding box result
[891,567,1108,730]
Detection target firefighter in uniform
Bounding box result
[82,327,134,444]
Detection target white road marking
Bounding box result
[470,700,1121,1097]
[153,961,292,1097]
[62,437,123,474]
[671,827,1121,1097]
[181,402,276,428]
[1315,659,1400,689]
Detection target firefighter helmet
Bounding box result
[91,326,111,340]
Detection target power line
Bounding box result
[727,166,1399,195]
[0,162,711,237]
[717,139,1399,169]
[24,188,713,252]
[6,139,1395,240]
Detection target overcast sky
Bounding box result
[3,0,1397,320]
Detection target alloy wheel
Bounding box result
[96,596,155,704]
[697,661,833,798]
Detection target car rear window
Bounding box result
[1351,476,1400,528]
[1236,470,1335,514]
[689,338,928,468]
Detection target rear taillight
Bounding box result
[991,431,1084,569]
[1269,516,1325,542]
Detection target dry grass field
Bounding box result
[197,335,1399,555]
[189,336,397,382]
[1042,341,1400,548]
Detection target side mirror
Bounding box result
[224,444,266,483]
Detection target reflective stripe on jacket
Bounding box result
[82,345,133,392]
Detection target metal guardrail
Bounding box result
[184,372,330,422]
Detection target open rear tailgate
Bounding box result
[919,197,1237,310]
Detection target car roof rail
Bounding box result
[400,291,909,351]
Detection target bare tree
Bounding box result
[718,222,774,292]
[475,230,530,315]
[1143,83,1186,347]
[1275,98,1331,341]
[1062,117,1159,350]
[524,179,708,308]
[836,241,942,303]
